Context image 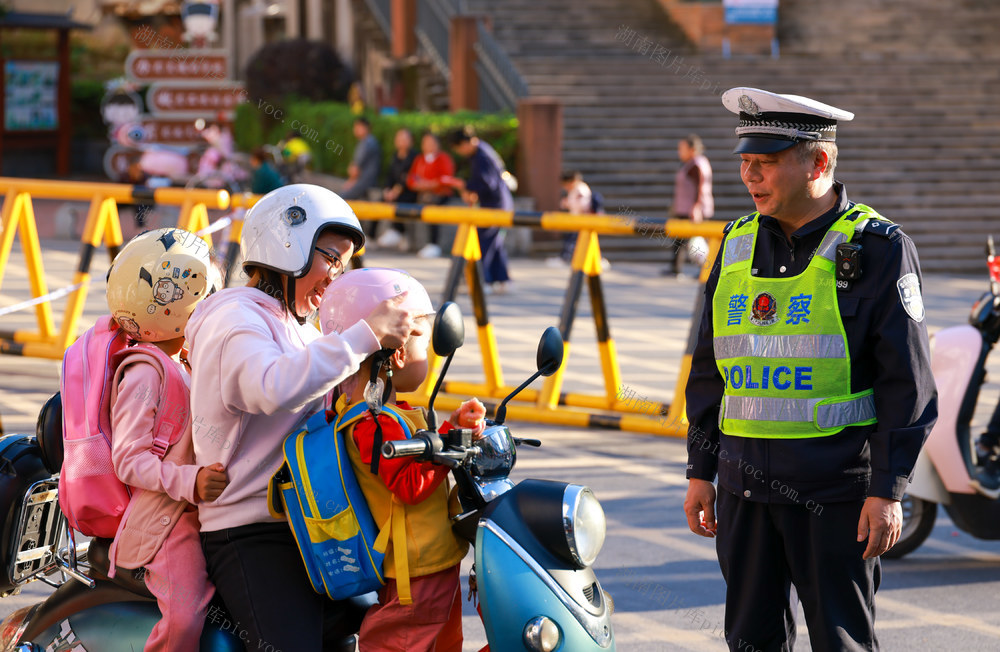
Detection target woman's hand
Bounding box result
[364,293,416,350]
[195,463,229,503]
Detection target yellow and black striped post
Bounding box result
[0,178,229,358]
[419,222,504,397]
[537,229,626,413]
[0,190,56,354]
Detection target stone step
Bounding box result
[561,136,1000,151]
[574,188,1000,210]
[467,0,1000,275]
[582,172,1000,194]
[549,93,1000,111]
[560,124,1000,138]
[563,151,1000,169]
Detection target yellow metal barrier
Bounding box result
[0,178,229,359]
[1,179,723,436]
[347,201,727,437]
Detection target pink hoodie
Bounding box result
[185,287,380,532]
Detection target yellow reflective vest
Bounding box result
[712,205,884,438]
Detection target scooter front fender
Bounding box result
[476,520,615,651]
[925,325,983,494]
[907,448,950,504]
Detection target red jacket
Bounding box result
[407,153,455,197]
[347,402,454,505]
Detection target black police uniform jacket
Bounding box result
[685,183,938,504]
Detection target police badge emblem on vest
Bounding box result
[750,292,779,326]
[896,273,925,322]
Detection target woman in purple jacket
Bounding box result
[186,184,416,651]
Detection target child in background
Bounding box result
[105,228,229,651]
[319,268,485,652]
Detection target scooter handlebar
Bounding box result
[382,438,430,459]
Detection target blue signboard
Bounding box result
[4,61,59,131]
[724,0,779,25]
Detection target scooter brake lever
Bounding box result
[513,437,542,447]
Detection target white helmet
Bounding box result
[241,184,365,278]
[106,228,218,342]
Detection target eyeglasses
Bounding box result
[314,246,345,280]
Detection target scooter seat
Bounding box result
[87,538,155,600]
[35,393,64,474]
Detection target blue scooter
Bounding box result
[0,394,367,651]
[383,302,616,651]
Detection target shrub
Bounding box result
[71,79,108,140]
[233,101,518,180]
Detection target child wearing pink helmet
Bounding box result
[319,268,485,652]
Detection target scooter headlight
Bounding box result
[563,485,606,568]
[523,616,562,651]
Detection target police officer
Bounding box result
[682,87,937,652]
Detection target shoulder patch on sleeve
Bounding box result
[897,272,925,322]
[863,219,901,238]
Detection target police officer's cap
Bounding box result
[722,87,854,155]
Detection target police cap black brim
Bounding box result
[732,136,798,155]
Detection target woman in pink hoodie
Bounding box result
[185,185,416,651]
[105,228,228,651]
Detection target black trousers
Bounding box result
[716,490,881,652]
[201,521,364,652]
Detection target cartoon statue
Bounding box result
[182,0,220,47]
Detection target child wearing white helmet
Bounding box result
[104,228,227,651]
[184,184,416,650]
[319,268,485,652]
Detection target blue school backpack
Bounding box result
[268,401,412,600]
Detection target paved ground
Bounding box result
[2,226,1000,650]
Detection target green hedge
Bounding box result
[233,101,518,180]
[71,79,108,140]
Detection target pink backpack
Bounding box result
[58,315,189,539]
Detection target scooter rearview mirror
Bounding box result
[426,302,465,431]
[495,328,565,425]
[536,326,564,377]
[433,302,465,357]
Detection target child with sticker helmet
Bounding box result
[106,227,219,343]
[103,227,228,650]
[319,268,484,650]
[184,185,416,650]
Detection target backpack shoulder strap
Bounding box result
[334,400,413,474]
[334,402,412,438]
[113,345,190,459]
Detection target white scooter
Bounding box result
[888,237,1000,558]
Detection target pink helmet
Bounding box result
[319,268,434,336]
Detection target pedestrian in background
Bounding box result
[249,147,285,195]
[547,170,593,268]
[683,87,937,652]
[446,126,513,293]
[667,133,713,278]
[341,117,382,201]
[407,131,456,259]
[378,128,419,252]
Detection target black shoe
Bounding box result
[971,458,1000,498]
[975,433,1000,466]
